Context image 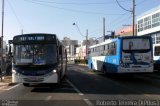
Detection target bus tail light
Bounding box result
[120,59,123,64]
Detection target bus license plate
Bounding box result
[29,77,39,81]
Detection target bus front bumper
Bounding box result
[12,72,58,83]
[118,66,153,73]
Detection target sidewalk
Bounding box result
[0,76,13,86]
[68,62,88,67]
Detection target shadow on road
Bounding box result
[28,65,160,95]
[66,69,160,95]
[30,80,77,93]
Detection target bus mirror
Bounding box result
[59,46,62,55]
[8,45,12,57]
[8,40,13,44]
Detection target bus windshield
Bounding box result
[122,38,151,52]
[14,44,57,65]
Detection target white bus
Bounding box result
[9,33,67,86]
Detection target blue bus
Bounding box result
[88,36,153,74]
[9,33,67,86]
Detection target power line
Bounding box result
[24,0,126,16]
[110,12,129,24]
[89,12,129,35]
[109,12,130,27]
[110,13,132,30]
[28,0,131,5]
[115,0,132,12]
[7,0,24,29]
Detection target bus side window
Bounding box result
[113,42,117,55]
[104,44,108,55]
[108,42,116,56]
[59,45,62,55]
[108,43,112,55]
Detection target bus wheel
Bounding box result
[102,66,107,75]
[55,74,62,87]
[23,83,30,87]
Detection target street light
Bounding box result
[73,23,88,59]
[73,23,86,37]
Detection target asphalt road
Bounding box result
[66,64,160,106]
[0,64,160,106]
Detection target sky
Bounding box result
[0,0,160,43]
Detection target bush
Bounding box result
[74,59,88,64]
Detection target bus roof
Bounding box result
[120,36,152,39]
[13,33,57,38]
[89,38,120,49]
[12,33,58,44]
[89,36,152,49]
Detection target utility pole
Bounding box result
[86,29,88,59]
[103,17,105,41]
[132,0,135,36]
[1,0,4,81]
[21,29,23,35]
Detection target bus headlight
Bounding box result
[53,69,57,73]
[12,69,16,74]
[12,69,20,76]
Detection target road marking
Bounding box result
[45,96,52,101]
[83,99,93,106]
[66,79,84,96]
[66,79,94,106]
[4,83,21,91]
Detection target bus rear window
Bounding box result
[122,38,150,52]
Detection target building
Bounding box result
[75,45,86,60]
[75,40,87,60]
[61,37,78,61]
[137,5,160,44]
[117,25,137,37]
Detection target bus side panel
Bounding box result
[104,39,121,73]
[104,56,119,73]
[88,57,93,69]
[62,47,67,79]
[88,56,105,71]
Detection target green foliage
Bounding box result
[74,59,88,64]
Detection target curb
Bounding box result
[76,64,88,66]
[0,83,9,86]
[0,76,16,86]
[0,82,16,86]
